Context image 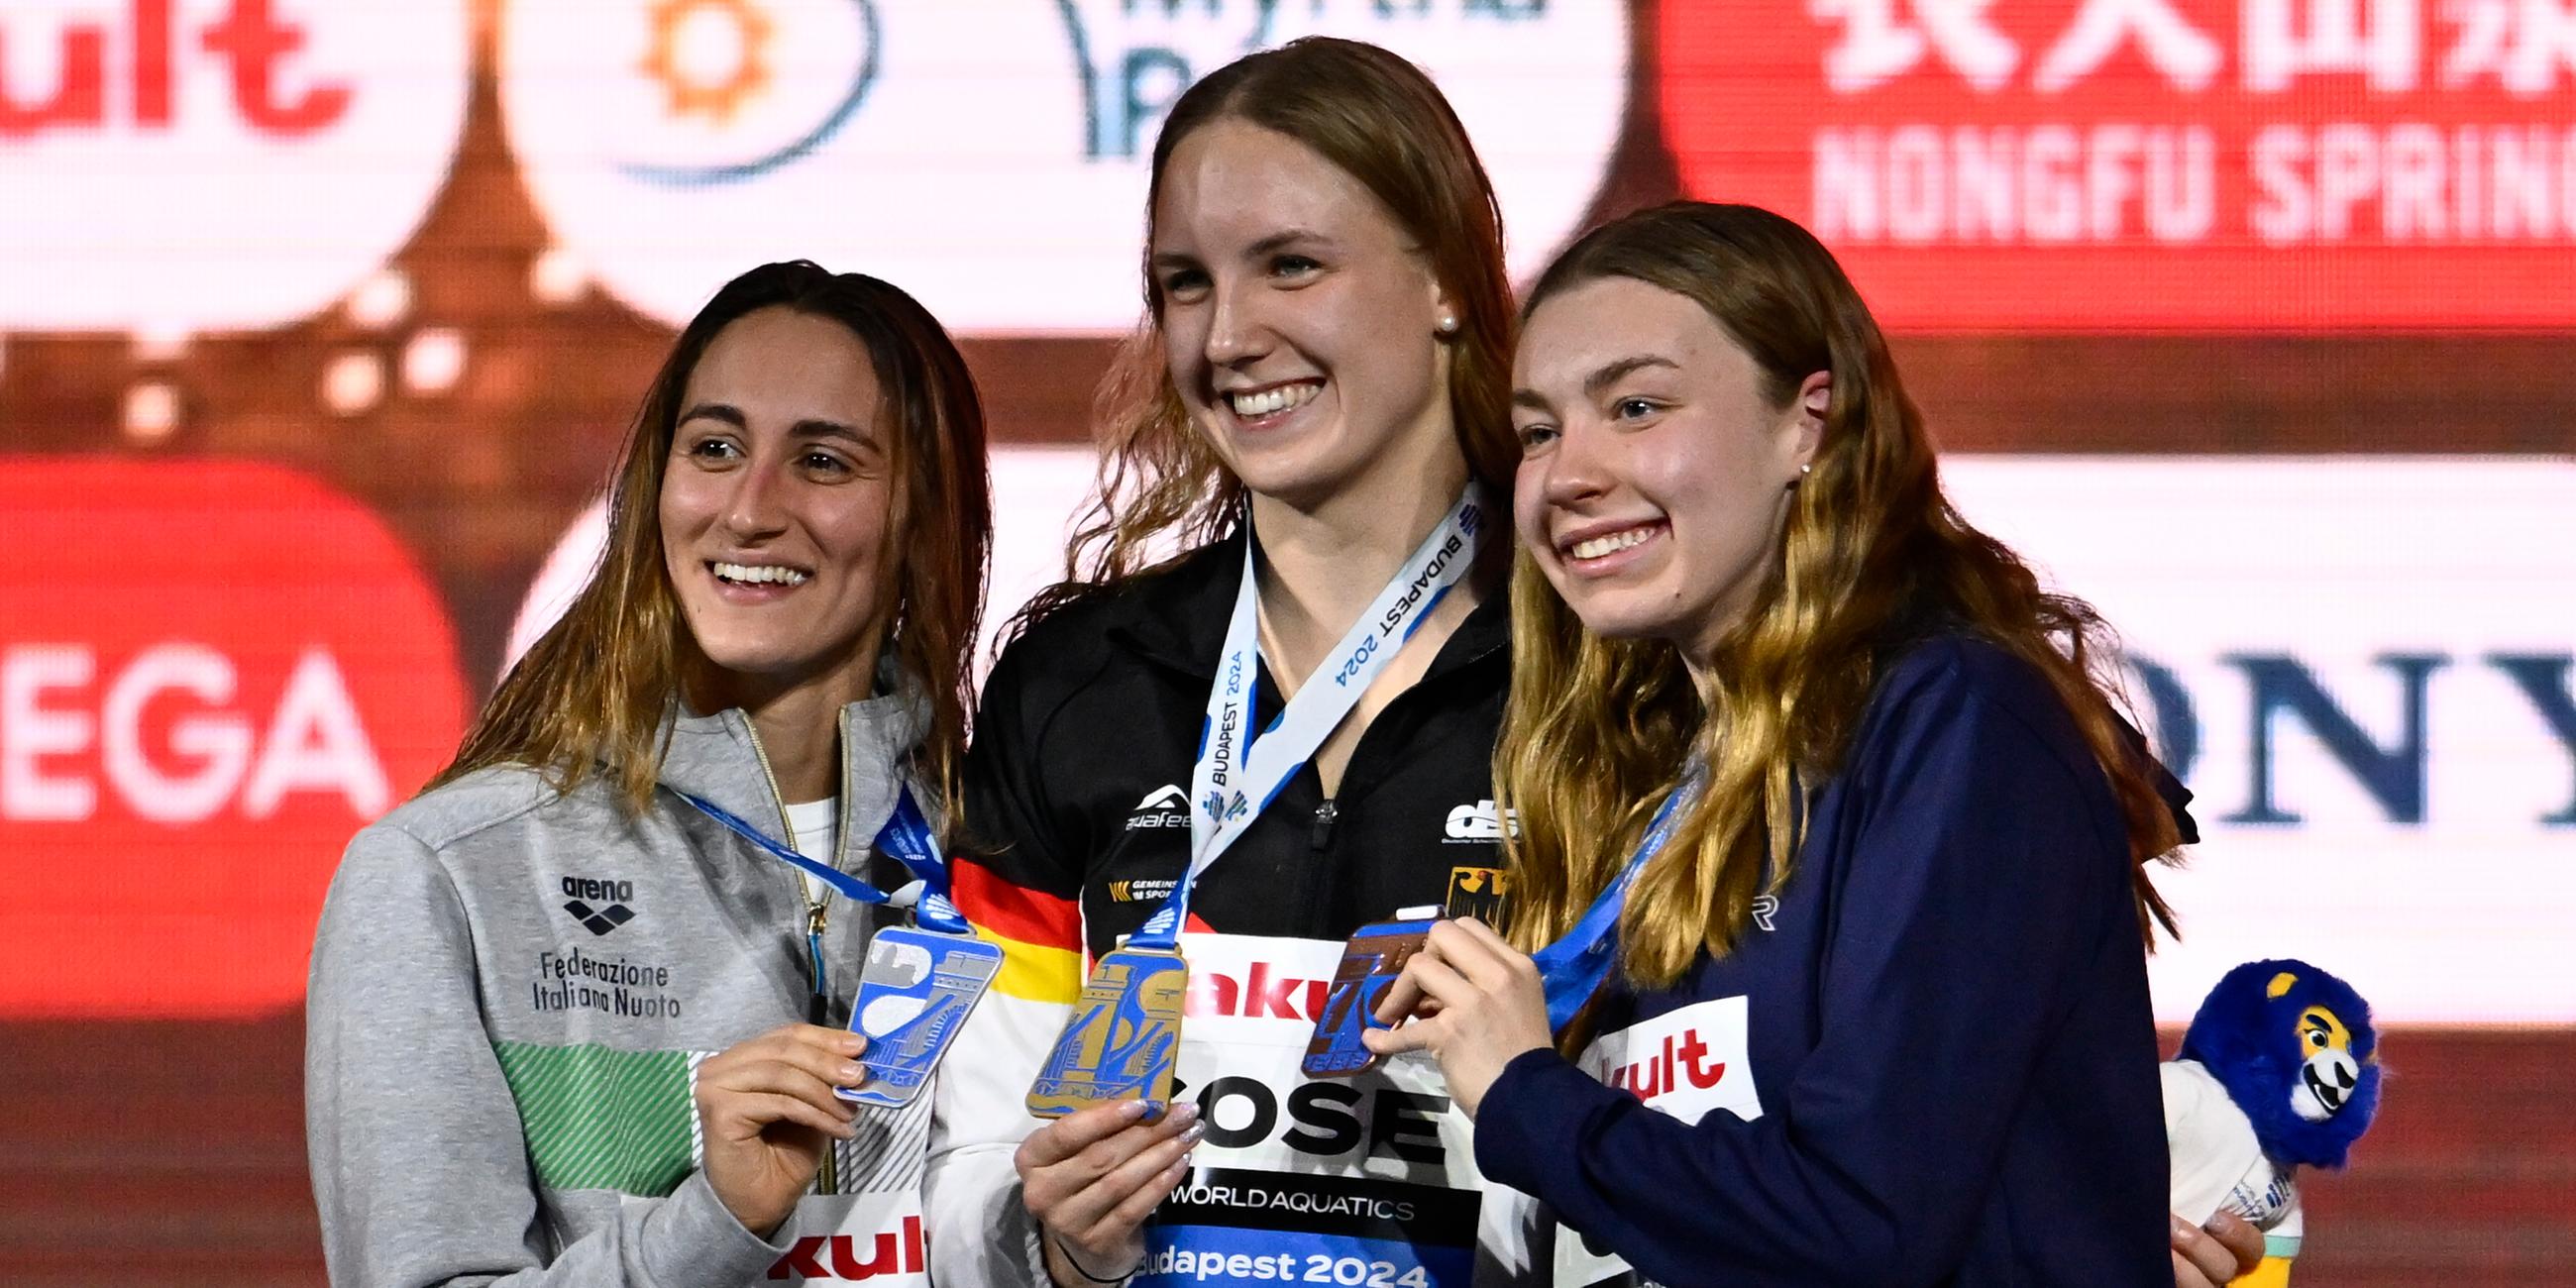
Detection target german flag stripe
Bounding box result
[975,925,1082,1005]
[952,856,1080,951]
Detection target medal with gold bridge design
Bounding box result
[1025,945,1188,1117]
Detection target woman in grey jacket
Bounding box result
[305,262,992,1287]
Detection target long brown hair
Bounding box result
[436,262,992,825]
[1497,203,2180,989]
[1017,37,1516,627]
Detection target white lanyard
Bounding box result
[1130,485,1490,947]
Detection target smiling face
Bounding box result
[1511,276,1825,666]
[1149,118,1457,510]
[657,305,905,711]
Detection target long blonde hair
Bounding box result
[1016,38,1517,626]
[435,263,993,823]
[1497,204,2180,989]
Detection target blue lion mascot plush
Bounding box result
[2162,960,2382,1287]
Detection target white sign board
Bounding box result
[499,0,1628,333]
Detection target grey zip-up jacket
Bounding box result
[307,686,989,1287]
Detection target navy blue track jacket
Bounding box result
[1474,636,2176,1287]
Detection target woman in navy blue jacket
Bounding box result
[1367,202,2188,1287]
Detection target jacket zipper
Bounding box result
[1308,799,1339,854]
[1295,796,1340,935]
[738,712,839,1197]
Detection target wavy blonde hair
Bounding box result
[1016,38,1517,625]
[1496,204,2181,990]
[435,263,992,824]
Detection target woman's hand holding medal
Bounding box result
[1361,917,1553,1119]
[693,1022,870,1237]
[1016,1098,1205,1285]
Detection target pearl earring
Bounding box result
[1437,314,1458,336]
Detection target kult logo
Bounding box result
[0,0,469,334]
[766,1215,924,1281]
[1187,958,1328,1022]
[0,0,345,138]
[1604,1026,1729,1100]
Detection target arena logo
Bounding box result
[500,0,1626,333]
[0,0,470,333]
[0,460,467,1017]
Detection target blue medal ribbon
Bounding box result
[868,788,973,935]
[678,786,974,936]
[1529,769,1701,1033]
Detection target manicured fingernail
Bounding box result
[1122,1099,1153,1120]
[839,1062,866,1083]
[1181,1122,1206,1143]
[2171,1216,2193,1239]
[1167,1100,1200,1125]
